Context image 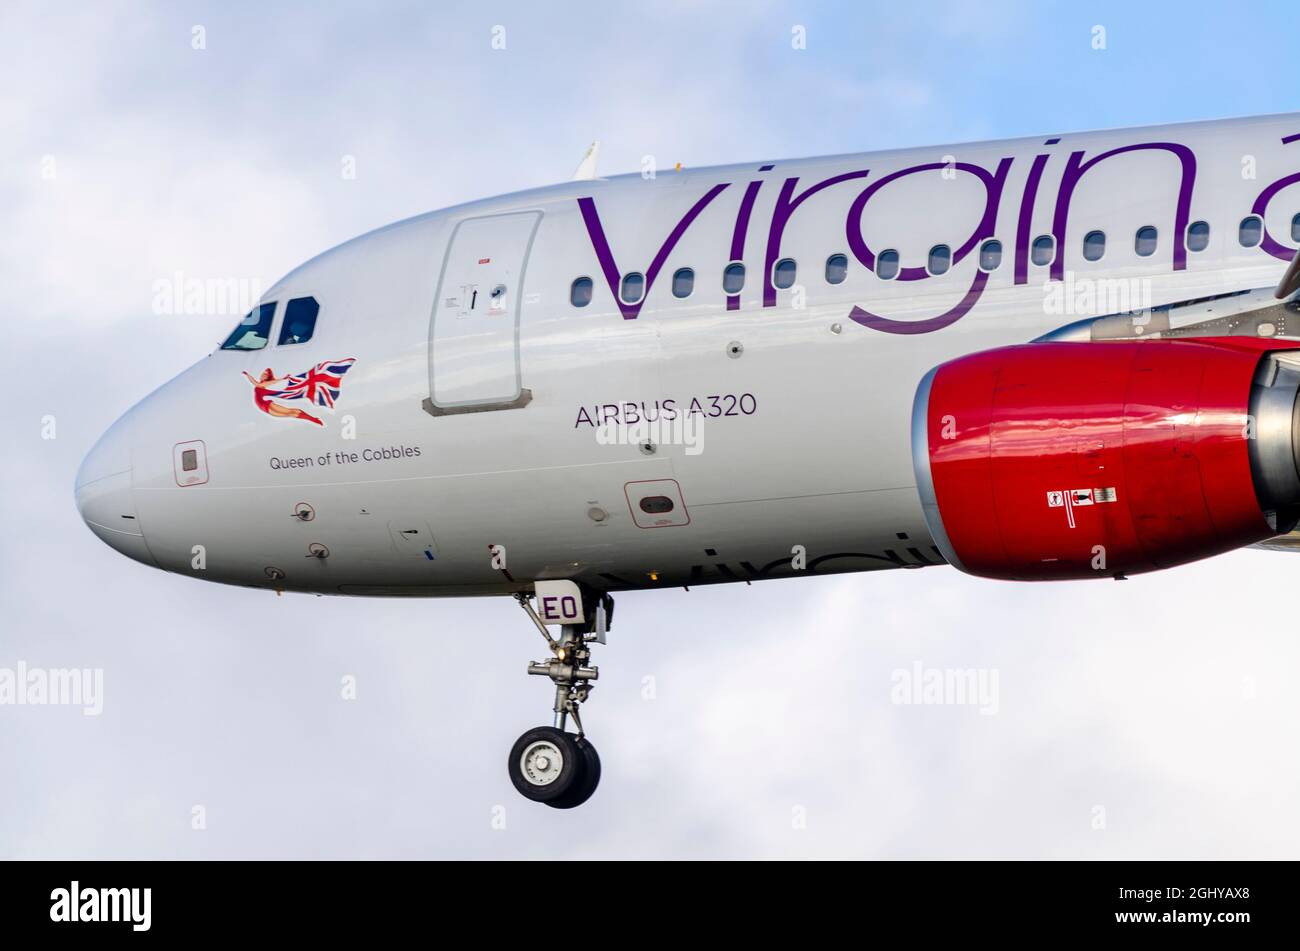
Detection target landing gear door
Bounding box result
[425,211,540,415]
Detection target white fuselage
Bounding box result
[76,113,1300,595]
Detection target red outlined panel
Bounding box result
[624,479,691,529]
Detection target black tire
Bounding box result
[546,737,601,809]
[508,727,583,803]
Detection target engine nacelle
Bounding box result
[912,338,1300,580]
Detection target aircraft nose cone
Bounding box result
[75,416,157,567]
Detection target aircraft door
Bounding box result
[425,211,540,415]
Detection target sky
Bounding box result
[3,0,1300,858]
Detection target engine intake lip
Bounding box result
[911,364,961,571]
[1247,353,1300,529]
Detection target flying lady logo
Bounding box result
[241,359,356,427]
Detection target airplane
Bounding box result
[76,112,1300,808]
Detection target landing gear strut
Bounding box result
[506,591,610,808]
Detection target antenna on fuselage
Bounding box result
[570,141,600,181]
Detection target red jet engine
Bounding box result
[912,338,1300,580]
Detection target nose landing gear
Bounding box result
[506,591,609,808]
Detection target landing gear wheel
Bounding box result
[508,727,582,803]
[508,592,613,808]
[546,737,601,810]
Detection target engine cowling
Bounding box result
[912,337,1300,580]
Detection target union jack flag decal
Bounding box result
[243,358,357,427]
[265,359,356,409]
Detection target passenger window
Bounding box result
[1135,225,1158,257]
[277,297,320,345]
[825,253,848,284]
[672,267,694,298]
[773,258,797,289]
[570,276,593,307]
[220,302,276,351]
[877,249,900,281]
[979,239,1002,272]
[620,272,645,304]
[1031,235,1055,266]
[1238,216,1262,248]
[1292,213,1300,243]
[927,245,951,275]
[1186,221,1210,253]
[723,262,746,294]
[1082,230,1106,262]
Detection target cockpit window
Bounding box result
[220,302,276,351]
[277,296,320,345]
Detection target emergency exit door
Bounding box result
[425,211,540,415]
